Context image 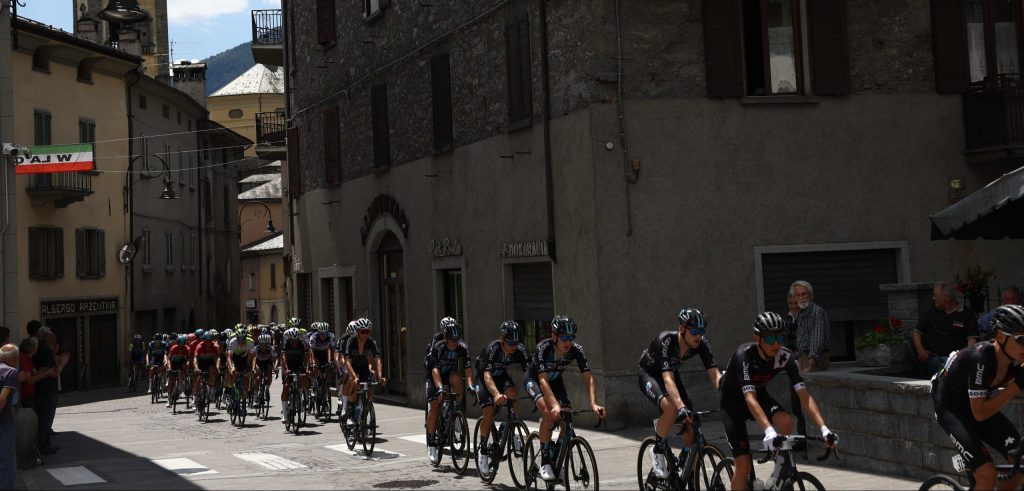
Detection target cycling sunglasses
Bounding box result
[357,329,372,334]
[1001,331,1024,344]
[447,336,461,342]
[686,328,706,336]
[761,334,786,345]
[558,334,575,342]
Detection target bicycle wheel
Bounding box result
[238,390,248,426]
[918,474,965,491]
[509,421,530,489]
[151,374,159,404]
[781,471,826,491]
[203,388,212,423]
[171,387,179,415]
[524,432,543,491]
[291,392,302,435]
[564,436,599,490]
[637,437,666,491]
[298,390,308,426]
[128,367,136,392]
[451,410,470,474]
[709,459,734,491]
[473,419,498,484]
[229,391,238,426]
[361,402,376,456]
[698,444,727,490]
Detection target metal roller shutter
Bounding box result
[513,263,554,348]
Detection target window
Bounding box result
[249,272,256,291]
[742,0,803,95]
[28,227,63,280]
[77,61,92,83]
[34,111,51,145]
[228,109,243,119]
[180,231,186,271]
[966,0,1022,85]
[165,231,174,270]
[288,126,302,196]
[187,119,192,132]
[364,0,383,18]
[75,228,105,278]
[139,95,147,110]
[505,16,533,125]
[316,0,336,45]
[223,186,230,224]
[320,277,334,323]
[271,263,277,290]
[431,53,454,148]
[178,146,184,186]
[371,84,391,168]
[323,106,341,184]
[203,181,212,222]
[162,104,170,119]
[142,228,152,268]
[190,232,196,270]
[177,110,182,125]
[79,120,96,145]
[442,269,464,326]
[32,48,50,71]
[297,273,313,323]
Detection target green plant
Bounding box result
[955,264,995,297]
[854,317,906,349]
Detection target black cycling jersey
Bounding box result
[281,339,308,371]
[427,339,470,374]
[344,336,380,370]
[147,340,166,361]
[933,342,1014,413]
[423,331,446,369]
[638,331,716,375]
[720,342,804,405]
[336,334,353,355]
[476,339,529,378]
[527,338,590,382]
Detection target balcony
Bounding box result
[255,111,287,160]
[963,76,1024,165]
[26,172,93,208]
[251,10,283,67]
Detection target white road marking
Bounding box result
[234,452,308,470]
[325,443,405,460]
[152,457,218,476]
[398,433,429,445]
[46,466,106,486]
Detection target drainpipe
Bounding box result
[614,0,634,236]
[125,70,141,329]
[0,1,13,334]
[282,0,294,319]
[540,0,556,262]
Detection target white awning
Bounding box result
[930,166,1024,240]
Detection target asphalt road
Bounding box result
[16,385,926,490]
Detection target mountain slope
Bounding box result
[203,42,255,96]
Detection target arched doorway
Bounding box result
[376,231,407,391]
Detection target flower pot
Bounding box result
[856,343,911,368]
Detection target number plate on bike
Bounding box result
[951,454,966,473]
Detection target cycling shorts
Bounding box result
[312,349,330,366]
[933,381,1020,471]
[196,357,216,373]
[476,373,516,408]
[424,369,462,402]
[169,357,187,371]
[231,354,251,372]
[721,387,786,457]
[255,358,273,372]
[638,369,693,409]
[524,376,571,408]
[148,356,165,367]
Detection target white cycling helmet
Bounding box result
[284,327,301,340]
[258,334,271,344]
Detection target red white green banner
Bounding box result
[15,144,95,174]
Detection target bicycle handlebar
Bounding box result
[755,434,839,463]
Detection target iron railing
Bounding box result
[252,10,283,46]
[29,172,92,193]
[256,112,286,147]
[964,75,1024,151]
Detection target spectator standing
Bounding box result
[0,344,20,489]
[978,286,1022,338]
[18,337,53,412]
[912,282,980,378]
[32,327,65,455]
[791,280,831,372]
[26,320,40,339]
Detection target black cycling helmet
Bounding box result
[499,320,521,343]
[439,317,459,336]
[752,312,785,335]
[551,315,578,336]
[153,333,162,341]
[991,304,1024,334]
[445,322,464,339]
[677,308,707,330]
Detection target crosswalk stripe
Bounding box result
[46,466,107,486]
[399,434,428,445]
[152,457,218,476]
[325,443,405,460]
[234,452,308,470]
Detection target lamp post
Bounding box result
[238,201,276,240]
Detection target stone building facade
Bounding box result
[282,0,1023,426]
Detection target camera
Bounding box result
[2,144,30,159]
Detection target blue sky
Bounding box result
[14,0,274,61]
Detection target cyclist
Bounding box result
[127,334,146,388]
[335,320,358,417]
[225,329,255,403]
[192,331,222,400]
[638,307,721,479]
[932,304,1024,491]
[279,327,310,422]
[251,333,278,407]
[307,321,336,385]
[183,331,200,397]
[147,333,167,394]
[425,317,475,462]
[165,335,189,407]
[474,320,530,473]
[341,318,386,422]
[423,317,451,371]
[524,315,606,481]
[719,312,837,491]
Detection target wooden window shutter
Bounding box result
[506,17,532,123]
[932,0,969,94]
[323,107,341,184]
[287,127,301,196]
[54,228,64,278]
[75,228,85,278]
[98,229,105,277]
[704,0,744,97]
[505,23,521,120]
[28,228,40,279]
[517,18,532,120]
[371,84,391,168]
[807,0,850,95]
[316,0,335,45]
[431,53,454,149]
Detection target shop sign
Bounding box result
[246,299,257,308]
[41,298,117,316]
[429,238,462,258]
[360,194,410,245]
[499,240,549,259]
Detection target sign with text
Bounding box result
[498,240,549,259]
[40,298,117,316]
[15,144,95,174]
[429,238,462,258]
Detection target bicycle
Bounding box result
[638,410,726,491]
[710,434,836,491]
[167,369,183,415]
[283,373,308,435]
[150,369,165,404]
[471,393,531,486]
[227,371,249,427]
[253,367,273,420]
[194,371,213,423]
[524,408,604,491]
[919,448,1023,490]
[127,362,144,393]
[428,385,471,474]
[311,364,333,422]
[214,370,226,410]
[340,380,379,456]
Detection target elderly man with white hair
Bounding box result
[0,343,20,489]
[790,280,831,373]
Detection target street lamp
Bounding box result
[238,201,276,239]
[130,153,178,199]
